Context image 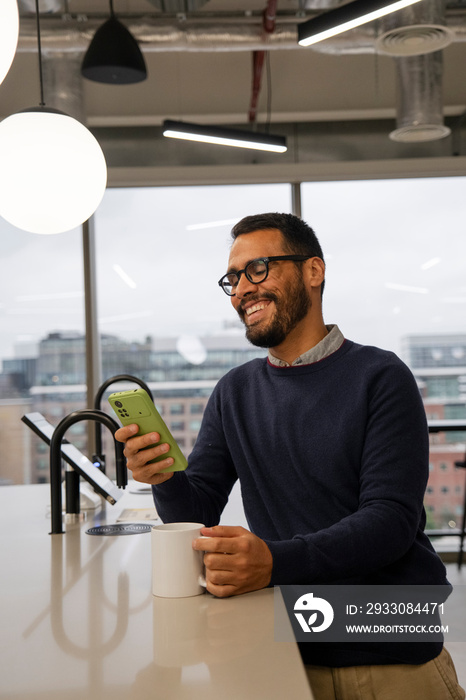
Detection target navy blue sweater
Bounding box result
[153,339,448,666]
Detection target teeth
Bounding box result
[246,303,266,316]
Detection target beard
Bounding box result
[237,272,311,349]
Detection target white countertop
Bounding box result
[0,483,314,700]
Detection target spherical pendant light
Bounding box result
[0,0,19,86]
[0,107,107,234]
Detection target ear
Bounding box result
[304,257,325,292]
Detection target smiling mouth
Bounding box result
[242,300,272,323]
[246,302,269,316]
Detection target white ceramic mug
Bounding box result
[151,522,207,598]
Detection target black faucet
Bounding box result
[49,409,126,535]
[93,374,154,473]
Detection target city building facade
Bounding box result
[403,334,466,530]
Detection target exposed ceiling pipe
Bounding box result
[145,0,209,11]
[14,13,466,54]
[18,0,62,10]
[16,17,299,53]
[249,0,277,123]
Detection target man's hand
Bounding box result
[114,424,175,485]
[193,525,273,598]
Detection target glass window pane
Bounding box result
[94,183,290,470]
[95,184,290,340]
[302,177,466,538]
[302,177,466,354]
[0,221,85,485]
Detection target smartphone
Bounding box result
[108,388,188,473]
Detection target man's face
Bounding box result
[227,229,312,349]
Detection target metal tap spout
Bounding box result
[93,374,154,472]
[49,409,126,535]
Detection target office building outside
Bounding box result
[0,330,265,485]
[402,334,466,531]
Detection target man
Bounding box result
[116,213,464,700]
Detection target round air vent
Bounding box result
[389,124,451,143]
[376,25,453,56]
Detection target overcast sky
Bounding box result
[1,177,466,367]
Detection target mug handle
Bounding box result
[198,534,208,588]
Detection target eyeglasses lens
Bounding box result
[246,259,268,282]
[222,275,236,296]
[220,258,269,295]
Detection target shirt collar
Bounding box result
[267,324,345,367]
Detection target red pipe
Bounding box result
[248,0,277,124]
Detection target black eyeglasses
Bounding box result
[218,255,311,296]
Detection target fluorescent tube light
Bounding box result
[298,0,424,47]
[162,120,287,153]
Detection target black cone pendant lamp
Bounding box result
[81,0,147,85]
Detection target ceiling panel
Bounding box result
[3,0,465,166]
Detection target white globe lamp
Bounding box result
[0,107,107,234]
[0,0,19,86]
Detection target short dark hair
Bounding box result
[231,212,325,296]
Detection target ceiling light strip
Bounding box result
[162,120,287,153]
[298,0,424,47]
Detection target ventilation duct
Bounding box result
[14,14,466,54]
[147,0,209,11]
[301,0,343,8]
[375,0,451,142]
[389,51,450,142]
[376,0,453,55]
[18,0,62,11]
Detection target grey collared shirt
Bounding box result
[267,324,345,367]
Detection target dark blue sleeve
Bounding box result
[152,385,237,526]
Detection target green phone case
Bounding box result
[108,388,188,473]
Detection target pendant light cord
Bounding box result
[109,0,115,17]
[35,0,45,107]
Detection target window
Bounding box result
[3,172,466,515]
[94,183,289,476]
[94,184,290,346]
[302,177,466,536]
[0,220,85,485]
[302,177,466,357]
[170,404,184,415]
